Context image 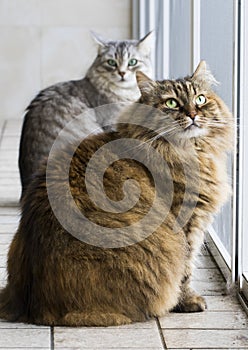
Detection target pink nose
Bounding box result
[119,71,126,78]
[187,110,197,120]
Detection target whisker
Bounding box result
[146,126,180,143]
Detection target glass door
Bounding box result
[133,0,238,282]
[199,0,237,282]
[238,0,248,309]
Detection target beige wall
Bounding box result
[0,0,132,120]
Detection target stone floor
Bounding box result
[0,119,248,349]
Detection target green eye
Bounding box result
[195,94,206,105]
[128,58,138,66]
[165,98,179,109]
[107,59,117,67]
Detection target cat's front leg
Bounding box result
[172,277,207,313]
[173,228,207,312]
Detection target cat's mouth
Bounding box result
[119,77,128,82]
[184,115,201,131]
[184,121,200,131]
[182,122,207,139]
[181,117,207,138]
[116,78,135,88]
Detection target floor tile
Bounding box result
[205,295,242,311]
[195,255,216,269]
[162,329,248,348]
[54,348,163,350]
[159,310,248,329]
[0,266,7,285]
[0,136,20,150]
[54,327,163,349]
[0,223,18,233]
[0,328,51,347]
[0,255,7,267]
[0,207,20,215]
[0,348,49,350]
[0,215,19,224]
[192,268,224,282]
[0,246,9,258]
[192,280,226,296]
[0,319,49,329]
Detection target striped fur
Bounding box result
[0,62,233,326]
[19,32,153,195]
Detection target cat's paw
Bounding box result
[173,294,207,313]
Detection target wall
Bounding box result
[0,0,132,120]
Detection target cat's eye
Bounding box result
[165,98,179,109]
[128,58,138,66]
[195,94,206,105]
[107,59,117,67]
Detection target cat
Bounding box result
[18,31,153,195]
[0,61,233,326]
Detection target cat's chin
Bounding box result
[181,126,208,139]
[114,80,136,89]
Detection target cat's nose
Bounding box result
[118,71,126,78]
[187,110,197,120]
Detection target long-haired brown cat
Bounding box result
[0,61,233,326]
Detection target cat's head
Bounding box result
[87,31,153,89]
[135,61,233,142]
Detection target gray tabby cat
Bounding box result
[19,31,153,194]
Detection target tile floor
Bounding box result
[0,119,248,349]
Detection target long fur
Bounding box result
[0,62,233,326]
[18,32,153,195]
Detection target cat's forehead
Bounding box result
[104,41,139,58]
[158,78,201,99]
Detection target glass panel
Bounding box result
[240,0,248,287]
[169,0,191,78]
[242,135,248,278]
[155,0,168,79]
[241,98,248,278]
[137,0,235,262]
[200,0,234,256]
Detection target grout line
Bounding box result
[155,317,167,349]
[50,326,55,350]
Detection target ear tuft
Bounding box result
[192,60,218,87]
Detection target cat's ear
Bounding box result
[191,61,218,87]
[137,31,155,55]
[136,71,155,95]
[90,31,109,53]
[193,61,207,77]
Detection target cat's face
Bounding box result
[136,61,231,141]
[89,32,153,88]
